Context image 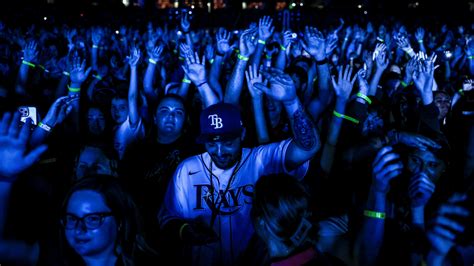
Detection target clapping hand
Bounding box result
[0,112,48,179]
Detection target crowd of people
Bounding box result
[0,6,473,266]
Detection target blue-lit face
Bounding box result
[64,190,117,259]
[88,108,106,136]
[155,97,186,137]
[111,98,128,124]
[407,149,446,183]
[205,137,242,170]
[75,146,114,180]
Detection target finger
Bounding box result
[19,119,32,143]
[447,193,468,203]
[372,146,394,168]
[435,216,464,233]
[8,111,21,138]
[24,144,48,167]
[84,67,92,78]
[253,83,271,95]
[377,161,403,179]
[0,112,12,135]
[438,204,470,217]
[432,226,456,241]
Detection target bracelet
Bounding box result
[280,44,287,51]
[182,78,191,84]
[400,81,409,88]
[68,85,81,92]
[315,58,328,65]
[417,39,423,43]
[258,39,266,45]
[376,37,384,43]
[22,60,35,68]
[363,210,386,219]
[38,122,52,133]
[237,53,249,61]
[468,56,474,60]
[62,71,70,76]
[93,74,102,81]
[196,81,208,87]
[344,37,349,42]
[209,58,215,64]
[92,44,99,49]
[333,111,359,124]
[356,92,372,105]
[404,48,414,54]
[179,56,185,61]
[458,88,465,96]
[179,223,189,240]
[148,58,157,65]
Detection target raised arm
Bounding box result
[249,16,274,68]
[224,29,256,105]
[209,28,232,100]
[369,43,389,97]
[275,31,292,70]
[127,47,141,129]
[254,68,320,170]
[15,41,38,96]
[245,65,269,144]
[414,27,426,54]
[143,43,164,104]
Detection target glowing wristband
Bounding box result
[376,37,384,43]
[265,55,272,60]
[209,58,214,64]
[92,44,99,49]
[333,110,359,124]
[93,74,102,80]
[344,37,349,42]
[404,48,414,54]
[68,85,81,92]
[417,39,423,43]
[468,56,474,60]
[38,65,49,72]
[182,78,191,84]
[237,54,249,61]
[149,58,157,65]
[458,89,465,96]
[280,45,287,51]
[179,223,189,240]
[62,71,70,76]
[179,56,185,61]
[22,60,35,68]
[38,122,52,133]
[258,39,266,45]
[400,81,409,88]
[356,92,372,105]
[363,210,385,219]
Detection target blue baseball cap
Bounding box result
[196,102,243,143]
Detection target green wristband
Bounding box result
[364,210,386,219]
[22,60,36,68]
[237,53,249,61]
[333,111,359,124]
[258,39,266,45]
[356,92,372,105]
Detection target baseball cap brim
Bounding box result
[196,132,242,144]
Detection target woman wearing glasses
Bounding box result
[60,175,158,266]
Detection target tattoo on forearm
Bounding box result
[292,105,318,151]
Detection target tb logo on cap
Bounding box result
[208,114,223,129]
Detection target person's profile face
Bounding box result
[110,98,128,124]
[75,146,114,180]
[205,137,242,170]
[88,108,106,136]
[155,97,186,137]
[407,149,446,183]
[64,190,117,259]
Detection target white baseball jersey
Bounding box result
[159,139,309,266]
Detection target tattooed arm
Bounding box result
[254,68,320,170]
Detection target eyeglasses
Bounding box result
[61,212,114,230]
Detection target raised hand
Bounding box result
[374,47,389,71]
[301,26,326,60]
[0,112,48,179]
[127,47,141,67]
[280,30,293,49]
[415,27,425,43]
[371,146,403,194]
[245,64,264,98]
[180,12,191,33]
[148,44,164,61]
[325,34,338,57]
[258,16,274,41]
[409,173,435,207]
[205,44,214,62]
[462,79,474,92]
[179,42,192,58]
[182,51,206,84]
[91,28,102,46]
[216,28,231,55]
[239,28,257,57]
[412,52,437,99]
[426,193,470,257]
[42,95,78,127]
[23,41,39,62]
[254,67,296,103]
[404,57,417,83]
[69,56,91,85]
[331,65,357,101]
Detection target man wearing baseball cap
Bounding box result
[158,67,321,265]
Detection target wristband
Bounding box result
[63,71,70,76]
[179,223,189,240]
[209,58,215,64]
[333,110,359,124]
[356,92,372,105]
[182,78,191,84]
[148,58,157,65]
[458,88,465,96]
[404,48,414,54]
[265,55,272,60]
[363,210,386,219]
[468,56,474,60]
[68,85,81,93]
[22,60,35,68]
[280,44,287,51]
[376,37,384,43]
[38,122,52,133]
[93,74,102,81]
[196,81,208,87]
[258,39,266,45]
[400,81,409,88]
[315,58,328,65]
[417,39,423,43]
[92,44,99,49]
[344,37,349,42]
[179,56,185,61]
[237,53,249,61]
